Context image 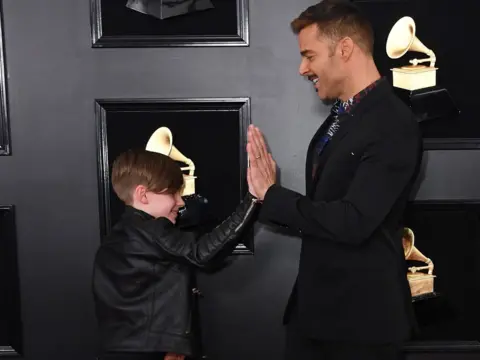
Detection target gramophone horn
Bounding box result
[145,126,173,156]
[402,227,415,258]
[145,126,195,175]
[402,227,434,275]
[386,16,435,67]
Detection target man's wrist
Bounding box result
[259,183,275,201]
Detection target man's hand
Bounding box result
[246,125,276,200]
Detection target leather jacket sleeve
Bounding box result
[140,192,260,267]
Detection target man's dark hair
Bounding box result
[291,0,374,55]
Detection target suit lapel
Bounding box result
[305,78,392,198]
[305,117,333,196]
[308,113,355,197]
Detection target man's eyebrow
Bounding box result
[301,50,315,56]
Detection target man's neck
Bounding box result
[338,59,381,101]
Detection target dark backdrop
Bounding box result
[1,0,480,359]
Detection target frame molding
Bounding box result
[95,97,253,254]
[90,0,249,47]
[404,341,480,353]
[0,2,10,155]
[402,199,480,352]
[0,205,22,357]
[423,138,480,150]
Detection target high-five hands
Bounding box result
[246,125,277,200]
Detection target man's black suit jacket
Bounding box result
[259,78,423,344]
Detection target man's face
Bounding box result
[297,24,346,104]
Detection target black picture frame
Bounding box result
[401,199,480,353]
[0,205,23,357]
[0,2,10,156]
[90,0,249,47]
[351,0,480,150]
[95,97,253,255]
[422,139,480,151]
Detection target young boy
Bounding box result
[92,149,262,360]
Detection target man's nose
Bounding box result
[299,59,309,76]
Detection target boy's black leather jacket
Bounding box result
[92,193,259,357]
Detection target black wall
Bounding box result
[1,0,480,359]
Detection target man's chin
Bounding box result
[316,90,336,106]
[322,99,337,106]
[318,94,336,106]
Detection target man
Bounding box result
[246,0,423,359]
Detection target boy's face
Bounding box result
[146,191,185,224]
[134,185,185,224]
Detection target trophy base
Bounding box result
[391,66,437,91]
[408,272,436,298]
[411,291,440,303]
[126,0,214,20]
[182,175,196,196]
[394,86,460,122]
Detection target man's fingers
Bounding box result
[247,128,262,162]
[249,125,273,181]
[248,126,264,158]
[254,126,269,160]
[269,153,276,169]
[267,153,276,177]
[253,127,273,179]
[247,167,257,197]
[250,127,267,162]
[247,132,269,179]
[246,142,254,164]
[246,142,259,168]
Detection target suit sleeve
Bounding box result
[259,120,420,245]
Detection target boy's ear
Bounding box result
[133,185,149,204]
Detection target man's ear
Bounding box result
[338,37,354,61]
[133,185,149,204]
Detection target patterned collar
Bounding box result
[331,77,384,116]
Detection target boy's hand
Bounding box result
[164,353,185,360]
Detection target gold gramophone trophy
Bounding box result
[145,126,196,197]
[402,227,436,298]
[385,16,459,121]
[386,16,437,91]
